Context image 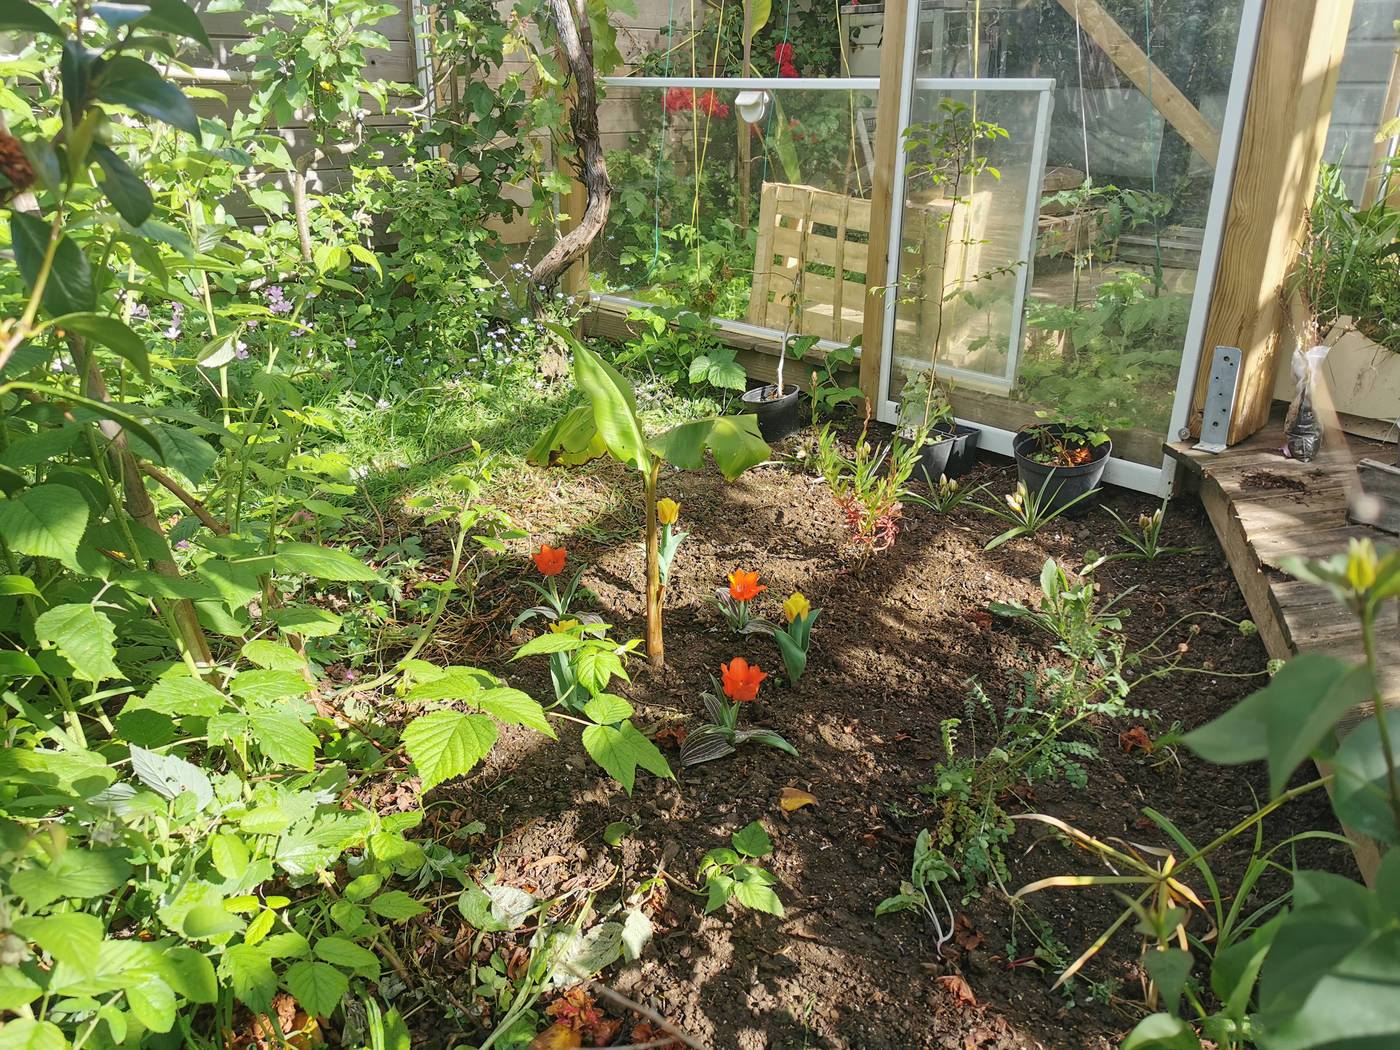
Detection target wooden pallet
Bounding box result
[747,182,984,347]
[1167,416,1400,883]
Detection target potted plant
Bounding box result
[740,330,813,442]
[1012,411,1112,516]
[898,369,981,482]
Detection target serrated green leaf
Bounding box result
[583,692,633,726]
[732,821,773,858]
[34,603,121,683]
[512,632,584,658]
[230,669,312,703]
[221,943,276,1012]
[211,832,250,880]
[733,878,784,916]
[124,973,176,1032]
[250,711,318,770]
[369,891,426,920]
[275,542,379,582]
[0,1019,67,1050]
[0,484,90,567]
[131,676,228,717]
[576,646,625,694]
[13,913,105,975]
[313,935,380,975]
[242,639,310,673]
[581,721,672,795]
[476,687,555,737]
[283,960,346,1019]
[402,711,498,792]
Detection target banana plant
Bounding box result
[528,331,770,667]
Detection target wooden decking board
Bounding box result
[1171,419,1400,886]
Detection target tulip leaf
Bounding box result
[649,416,770,481]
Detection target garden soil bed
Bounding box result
[359,426,1354,1050]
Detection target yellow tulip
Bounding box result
[657,497,679,525]
[782,592,811,624]
[549,618,579,634]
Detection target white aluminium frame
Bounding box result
[873,75,1055,420]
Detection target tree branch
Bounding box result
[528,0,611,313]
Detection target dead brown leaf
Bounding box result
[936,973,977,1007]
[779,787,818,812]
[953,914,983,951]
[630,1021,685,1049]
[964,610,993,628]
[1118,726,1155,755]
[529,854,569,870]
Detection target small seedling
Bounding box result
[698,821,785,916]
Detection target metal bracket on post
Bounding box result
[1194,346,1242,454]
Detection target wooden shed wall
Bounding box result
[186,0,423,217]
[1325,0,1400,200]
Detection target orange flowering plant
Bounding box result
[680,658,796,767]
[710,569,774,634]
[529,334,770,668]
[513,541,591,628]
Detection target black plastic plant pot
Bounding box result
[740,383,801,442]
[916,422,982,483]
[1012,424,1112,518]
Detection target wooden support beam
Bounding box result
[1362,45,1400,209]
[1191,0,1355,444]
[857,0,910,413]
[1055,0,1219,168]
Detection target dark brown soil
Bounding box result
[377,427,1354,1050]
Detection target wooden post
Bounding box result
[1361,46,1400,209]
[857,0,910,413]
[1190,0,1355,444]
[1055,0,1220,168]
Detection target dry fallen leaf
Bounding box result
[588,1018,621,1047]
[1118,726,1155,755]
[779,787,818,812]
[953,914,983,951]
[529,854,569,870]
[527,1023,582,1050]
[964,610,994,628]
[937,972,978,1007]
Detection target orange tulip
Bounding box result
[533,543,566,576]
[720,657,767,701]
[727,570,766,603]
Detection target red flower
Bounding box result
[664,87,695,114]
[696,90,730,118]
[533,543,566,576]
[728,570,766,603]
[774,42,794,64]
[780,61,799,79]
[721,657,768,701]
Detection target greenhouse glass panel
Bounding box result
[594,80,882,351]
[869,0,1251,470]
